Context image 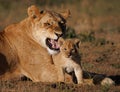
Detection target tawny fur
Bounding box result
[52,38,83,84]
[0,5,115,85]
[0,5,70,82]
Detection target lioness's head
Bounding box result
[27,5,70,54]
[58,38,81,58]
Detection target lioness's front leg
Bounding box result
[0,68,21,81]
[56,67,65,82]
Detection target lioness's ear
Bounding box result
[74,39,81,48]
[60,10,71,19]
[28,5,40,19]
[58,37,65,46]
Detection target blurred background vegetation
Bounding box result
[0,0,120,43]
[0,1,120,91]
[0,0,120,44]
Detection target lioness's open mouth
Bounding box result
[46,38,60,51]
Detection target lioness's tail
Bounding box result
[83,71,120,86]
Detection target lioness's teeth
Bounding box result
[47,38,59,49]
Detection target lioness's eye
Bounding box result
[45,23,50,26]
[60,21,64,24]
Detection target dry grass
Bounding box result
[0,80,119,92]
[0,0,120,91]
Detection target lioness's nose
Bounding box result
[55,33,63,37]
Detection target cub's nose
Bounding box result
[68,53,72,57]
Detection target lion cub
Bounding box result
[52,38,83,84]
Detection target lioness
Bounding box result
[0,5,115,85]
[52,38,83,84]
[0,5,70,82]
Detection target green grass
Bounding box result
[63,27,77,39]
[78,31,95,42]
[101,84,111,92]
[111,64,120,69]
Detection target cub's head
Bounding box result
[58,38,81,58]
[27,5,70,54]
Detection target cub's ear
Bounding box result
[58,37,65,46]
[27,5,40,19]
[74,39,81,48]
[60,10,71,19]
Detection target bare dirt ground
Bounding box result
[0,0,120,92]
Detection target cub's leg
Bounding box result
[74,66,83,84]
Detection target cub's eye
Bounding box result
[64,48,67,50]
[46,23,50,26]
[71,49,75,52]
[51,21,54,25]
